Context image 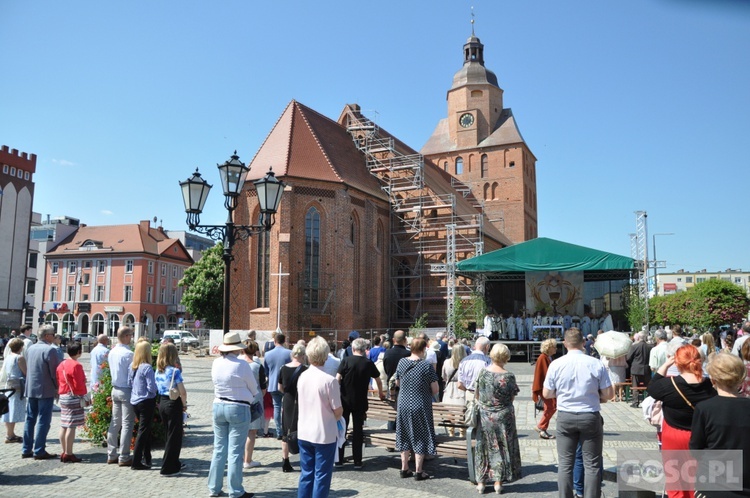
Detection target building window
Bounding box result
[443,161,448,172]
[50,286,58,301]
[677,278,682,282]
[124,285,132,302]
[83,261,91,268]
[92,313,105,335]
[10,167,15,176]
[481,154,488,178]
[82,293,89,301]
[351,212,360,312]
[83,273,90,285]
[736,277,743,284]
[125,260,133,273]
[455,157,464,175]
[147,287,153,303]
[69,261,77,274]
[25,172,29,180]
[26,280,36,294]
[304,207,321,309]
[697,277,706,283]
[2,165,7,173]
[171,290,177,304]
[161,264,167,276]
[28,253,38,268]
[160,288,166,304]
[67,285,75,301]
[376,222,384,252]
[172,265,177,278]
[109,314,120,334]
[96,285,105,301]
[509,161,515,168]
[98,260,106,273]
[256,215,270,308]
[51,262,59,274]
[686,276,693,283]
[148,261,154,274]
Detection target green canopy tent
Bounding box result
[457,237,635,281]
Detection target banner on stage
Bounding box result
[525,271,583,316]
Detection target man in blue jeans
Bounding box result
[22,324,61,460]
[263,333,291,440]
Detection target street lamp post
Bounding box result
[652,232,674,296]
[180,151,285,335]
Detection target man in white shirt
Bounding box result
[649,330,669,373]
[89,334,110,391]
[457,337,491,393]
[106,326,135,466]
[543,328,613,498]
[731,321,750,356]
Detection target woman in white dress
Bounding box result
[2,338,27,443]
[441,344,467,436]
[241,340,267,469]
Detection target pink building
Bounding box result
[42,220,193,339]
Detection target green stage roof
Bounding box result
[457,237,635,273]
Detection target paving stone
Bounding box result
[0,354,653,496]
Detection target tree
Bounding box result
[179,243,224,328]
[624,285,648,332]
[649,279,749,331]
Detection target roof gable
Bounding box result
[246,100,386,200]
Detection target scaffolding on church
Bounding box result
[344,106,485,330]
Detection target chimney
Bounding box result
[140,220,150,232]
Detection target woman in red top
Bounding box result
[532,338,558,439]
[56,342,89,463]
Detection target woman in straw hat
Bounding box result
[207,332,260,498]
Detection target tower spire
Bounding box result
[471,6,475,36]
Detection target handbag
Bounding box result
[534,397,545,413]
[464,389,478,428]
[64,368,90,408]
[286,430,299,455]
[168,368,180,401]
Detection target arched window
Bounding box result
[62,313,75,335]
[481,154,489,178]
[443,161,448,172]
[92,313,105,335]
[376,221,384,252]
[256,208,270,308]
[455,157,464,175]
[168,315,178,329]
[109,313,120,335]
[156,315,166,335]
[79,314,89,335]
[483,183,490,200]
[351,212,360,311]
[45,313,59,333]
[492,182,499,200]
[123,313,135,325]
[304,207,321,309]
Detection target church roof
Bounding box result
[245,100,388,201]
[246,100,513,247]
[421,108,527,155]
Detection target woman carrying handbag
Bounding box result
[155,343,187,476]
[56,342,89,462]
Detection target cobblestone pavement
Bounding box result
[0,353,656,497]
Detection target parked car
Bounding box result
[162,330,200,348]
[72,333,96,344]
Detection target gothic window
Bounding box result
[456,157,464,175]
[304,207,321,309]
[492,182,499,200]
[443,161,448,172]
[351,212,360,311]
[256,209,270,308]
[483,183,490,200]
[376,221,384,252]
[481,154,488,178]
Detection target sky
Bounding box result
[1,0,749,273]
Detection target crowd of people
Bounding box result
[4,320,750,497]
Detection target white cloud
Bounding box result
[51,159,76,167]
[101,209,113,215]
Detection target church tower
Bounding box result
[421,32,538,243]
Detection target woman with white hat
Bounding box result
[207,332,260,498]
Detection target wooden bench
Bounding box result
[359,391,481,483]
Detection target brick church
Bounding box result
[231,33,537,334]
